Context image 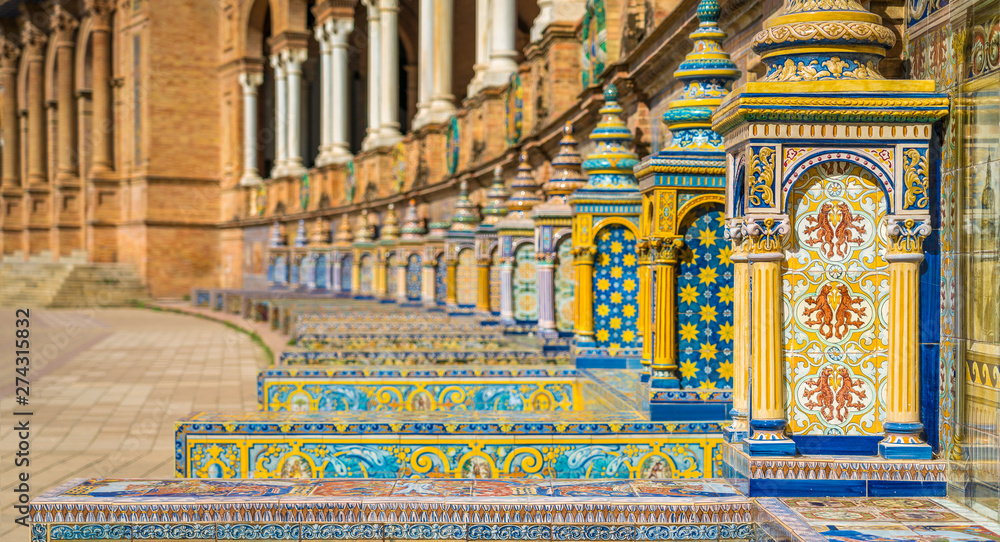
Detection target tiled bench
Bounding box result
[278,349,572,366]
[174,410,726,479]
[294,332,519,352]
[256,366,639,412]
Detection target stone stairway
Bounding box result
[0,263,148,307]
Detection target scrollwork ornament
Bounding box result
[902,148,929,210]
[748,147,776,208]
[886,217,930,255]
[745,216,790,254]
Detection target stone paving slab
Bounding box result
[0,308,267,542]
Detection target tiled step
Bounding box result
[31,478,756,541]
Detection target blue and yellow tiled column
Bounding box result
[351,210,376,298]
[532,124,586,340]
[445,181,481,313]
[331,215,353,294]
[474,166,510,319]
[712,0,949,471]
[881,218,934,460]
[570,84,643,368]
[634,0,739,415]
[724,224,750,442]
[497,152,543,328]
[375,204,400,302]
[744,217,796,456]
[398,199,426,305]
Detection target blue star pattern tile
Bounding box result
[436,256,447,303]
[676,207,733,389]
[593,225,641,351]
[406,254,422,300]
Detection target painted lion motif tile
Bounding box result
[782,162,889,436]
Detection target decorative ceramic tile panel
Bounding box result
[385,253,399,297]
[782,162,889,436]
[296,333,513,352]
[556,239,576,333]
[261,379,580,412]
[436,255,447,303]
[315,255,329,289]
[340,254,353,292]
[676,206,734,389]
[513,244,538,321]
[490,248,502,313]
[457,248,477,306]
[279,349,572,366]
[177,411,723,479]
[593,225,641,352]
[406,254,422,300]
[274,255,287,283]
[359,254,374,294]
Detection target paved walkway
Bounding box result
[0,308,268,541]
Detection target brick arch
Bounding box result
[244,0,280,58]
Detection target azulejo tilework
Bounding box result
[556,239,576,332]
[457,248,478,306]
[782,162,889,436]
[358,254,374,294]
[406,253,422,300]
[513,244,538,321]
[676,207,733,389]
[295,332,512,352]
[259,372,581,412]
[593,225,641,353]
[175,410,725,479]
[31,478,762,542]
[278,349,572,366]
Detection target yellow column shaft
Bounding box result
[751,258,783,419]
[477,263,490,312]
[887,259,921,424]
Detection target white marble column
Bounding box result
[427,0,456,123]
[499,259,514,324]
[239,72,264,186]
[328,18,354,163]
[283,48,308,177]
[270,54,288,178]
[314,25,333,166]
[413,0,433,128]
[484,0,518,87]
[468,0,490,96]
[363,0,381,150]
[378,0,402,144]
[536,258,556,336]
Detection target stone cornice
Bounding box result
[312,0,357,24]
[267,31,311,54]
